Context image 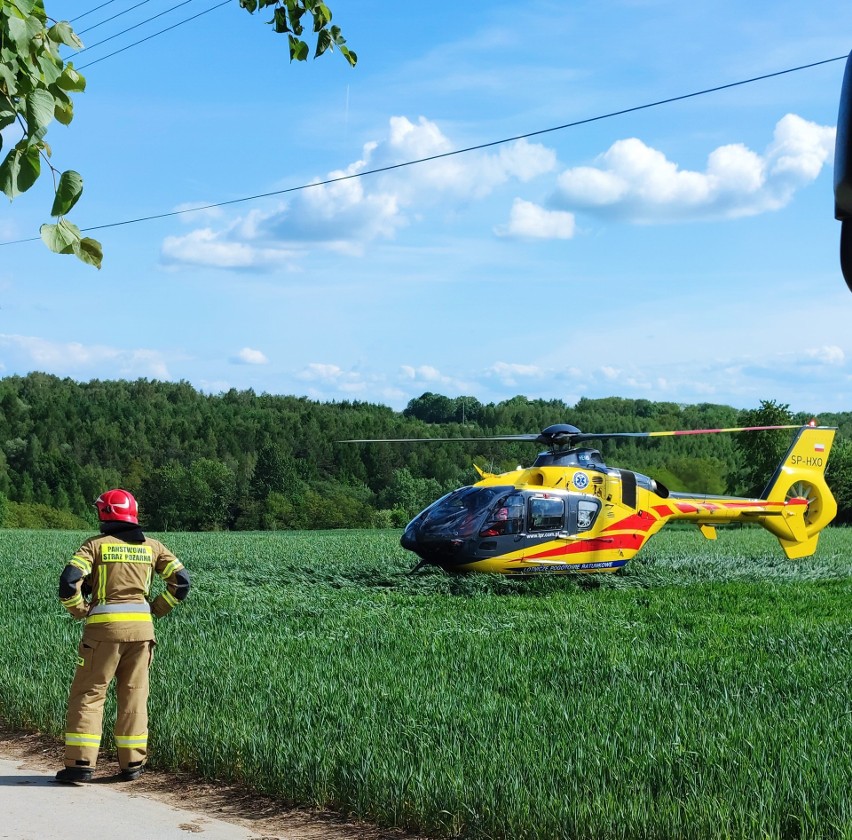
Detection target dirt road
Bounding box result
[0,731,422,840]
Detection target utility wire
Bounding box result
[76,1,231,69]
[75,0,197,55]
[0,53,846,247]
[78,0,160,36]
[70,0,124,24]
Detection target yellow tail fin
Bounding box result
[761,426,837,558]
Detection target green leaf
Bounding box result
[50,169,83,216]
[315,28,331,58]
[53,92,73,126]
[37,52,63,87]
[239,0,258,12]
[47,21,84,50]
[287,3,305,35]
[76,237,103,270]
[25,88,54,135]
[288,35,309,62]
[39,221,102,268]
[55,64,86,93]
[0,61,18,97]
[6,15,42,53]
[0,145,40,199]
[0,109,16,131]
[12,0,37,14]
[311,3,332,32]
[272,8,289,34]
[40,218,80,255]
[340,45,357,67]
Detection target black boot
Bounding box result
[120,765,144,781]
[55,766,94,783]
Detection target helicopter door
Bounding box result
[527,496,566,533]
[566,497,602,535]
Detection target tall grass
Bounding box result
[0,527,849,839]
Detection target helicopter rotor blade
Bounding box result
[340,424,810,446]
[338,434,541,443]
[569,424,806,442]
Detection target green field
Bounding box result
[1,527,850,839]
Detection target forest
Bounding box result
[1,372,851,530]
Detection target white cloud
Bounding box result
[160,116,556,270]
[803,345,845,365]
[231,347,269,365]
[299,363,346,381]
[0,334,171,379]
[495,199,576,239]
[487,362,545,385]
[397,364,474,395]
[297,362,366,390]
[368,118,556,201]
[551,114,835,223]
[400,364,451,383]
[161,228,295,271]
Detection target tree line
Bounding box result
[1,372,851,530]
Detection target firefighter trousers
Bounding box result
[63,637,155,771]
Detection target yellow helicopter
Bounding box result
[346,423,837,574]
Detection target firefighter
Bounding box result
[55,488,190,783]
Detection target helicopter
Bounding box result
[344,423,837,574]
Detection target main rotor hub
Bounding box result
[537,424,582,450]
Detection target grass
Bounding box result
[0,526,850,839]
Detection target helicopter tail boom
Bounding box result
[758,426,837,558]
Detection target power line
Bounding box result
[75,0,198,55]
[70,0,124,24]
[76,1,231,70]
[78,0,160,36]
[1,53,846,248]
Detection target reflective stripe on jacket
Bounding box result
[86,602,153,625]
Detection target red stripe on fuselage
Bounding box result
[527,533,645,559]
[655,499,793,518]
[602,513,657,533]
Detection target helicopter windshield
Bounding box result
[417,486,511,539]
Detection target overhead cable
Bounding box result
[0,53,846,248]
[76,0,231,69]
[78,0,160,36]
[75,0,198,56]
[70,0,123,23]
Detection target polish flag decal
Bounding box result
[814,443,825,453]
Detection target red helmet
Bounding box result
[94,489,139,524]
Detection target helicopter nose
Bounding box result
[400,525,469,569]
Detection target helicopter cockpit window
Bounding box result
[576,499,601,532]
[479,493,525,537]
[528,496,565,531]
[420,486,510,539]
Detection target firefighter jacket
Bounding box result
[58,524,190,642]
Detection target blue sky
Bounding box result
[2,0,852,416]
